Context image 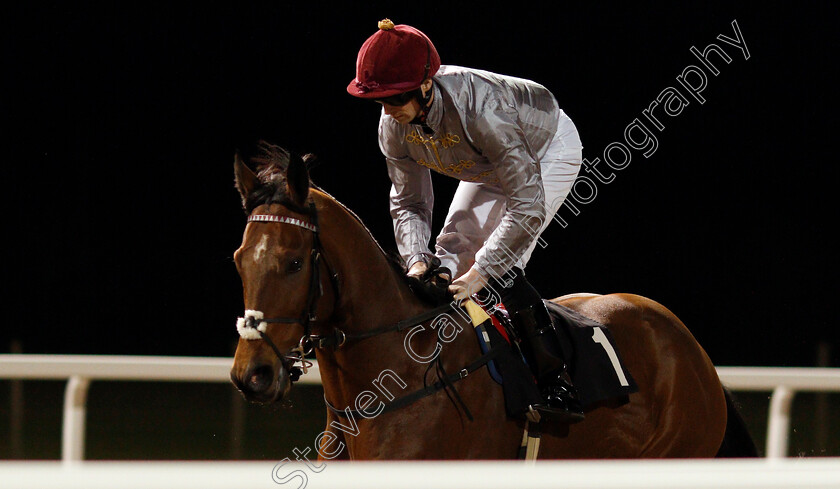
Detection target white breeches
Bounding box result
[435,110,583,278]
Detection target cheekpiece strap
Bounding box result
[248,214,318,233]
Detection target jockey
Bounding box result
[347,19,584,423]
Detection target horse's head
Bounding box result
[229,145,335,404]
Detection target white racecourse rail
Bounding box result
[2,459,840,489]
[1,355,839,461]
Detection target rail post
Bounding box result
[61,375,91,462]
[766,385,795,458]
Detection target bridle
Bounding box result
[238,200,342,381]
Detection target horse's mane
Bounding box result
[245,141,410,277]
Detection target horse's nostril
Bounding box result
[247,365,274,393]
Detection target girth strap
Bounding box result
[324,343,505,420]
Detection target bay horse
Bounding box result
[229,145,756,460]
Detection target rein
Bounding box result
[324,343,505,422]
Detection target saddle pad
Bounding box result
[545,300,639,407]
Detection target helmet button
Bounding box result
[378,18,395,30]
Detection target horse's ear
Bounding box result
[234,152,259,209]
[286,153,310,206]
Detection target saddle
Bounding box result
[474,300,638,416]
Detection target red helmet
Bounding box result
[347,19,441,99]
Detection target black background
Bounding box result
[3,3,837,367]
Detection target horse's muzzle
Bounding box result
[230,361,291,404]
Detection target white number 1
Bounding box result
[592,327,630,387]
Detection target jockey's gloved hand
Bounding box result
[406,257,452,305]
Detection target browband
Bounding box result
[248,214,318,233]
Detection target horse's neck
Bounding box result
[313,191,452,403]
[315,190,423,324]
[312,193,499,458]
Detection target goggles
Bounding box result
[375,88,422,106]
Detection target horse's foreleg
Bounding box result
[317,410,350,461]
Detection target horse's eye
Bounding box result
[288,258,303,273]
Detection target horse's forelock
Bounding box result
[242,142,295,214]
[252,142,291,181]
[244,181,285,215]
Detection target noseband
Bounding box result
[237,201,341,381]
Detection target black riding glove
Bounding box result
[406,256,452,305]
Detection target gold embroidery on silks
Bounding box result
[439,134,461,148]
[466,169,499,183]
[405,131,428,146]
[416,159,436,170]
[415,158,475,174]
[451,159,475,174]
[406,131,464,174]
[405,131,496,182]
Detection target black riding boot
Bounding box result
[511,303,585,423]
